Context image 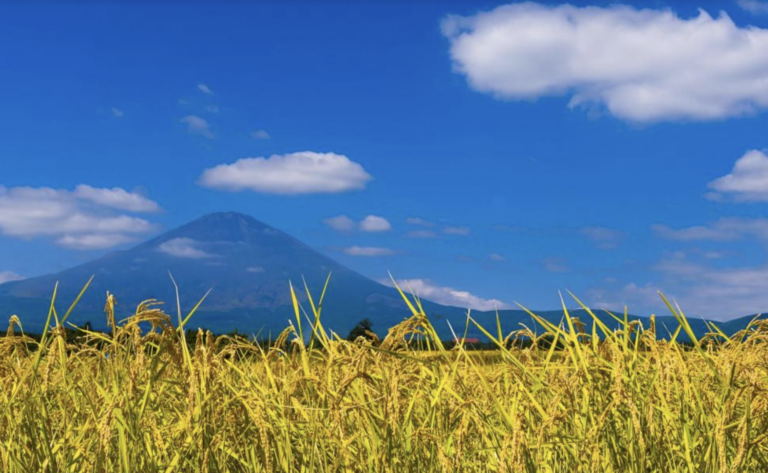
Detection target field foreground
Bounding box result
[1,286,768,472]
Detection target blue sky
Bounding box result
[2,0,768,319]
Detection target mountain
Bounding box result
[0,212,764,340]
[0,212,468,336]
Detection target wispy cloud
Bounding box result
[493,223,625,250]
[342,246,396,257]
[739,0,768,15]
[406,217,434,227]
[197,83,214,95]
[111,107,124,118]
[407,218,472,237]
[180,115,215,139]
[158,238,215,259]
[588,282,661,313]
[542,257,569,273]
[199,152,372,194]
[58,234,137,250]
[444,226,470,236]
[250,130,270,140]
[590,251,768,320]
[323,215,356,232]
[652,218,768,241]
[384,278,510,311]
[652,252,768,319]
[580,226,624,249]
[406,230,438,239]
[443,3,768,122]
[0,271,24,285]
[489,253,505,262]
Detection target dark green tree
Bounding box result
[346,318,374,342]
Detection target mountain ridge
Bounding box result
[0,212,765,340]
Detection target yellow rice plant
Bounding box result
[0,279,767,472]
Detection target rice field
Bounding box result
[1,282,767,472]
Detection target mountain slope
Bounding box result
[0,212,763,340]
[0,212,466,334]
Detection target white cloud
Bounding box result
[589,282,661,312]
[0,271,24,285]
[246,266,265,273]
[739,0,768,15]
[385,278,510,311]
[250,130,270,140]
[443,3,768,122]
[444,226,470,236]
[652,217,768,241]
[653,253,768,319]
[206,105,219,113]
[707,150,768,202]
[57,233,137,250]
[158,238,215,259]
[199,151,372,195]
[180,115,214,139]
[324,214,392,232]
[359,215,391,232]
[581,226,624,249]
[0,185,159,250]
[489,253,505,261]
[406,217,434,227]
[197,83,214,95]
[590,251,768,319]
[323,215,356,232]
[73,185,160,213]
[111,108,124,118]
[342,246,396,257]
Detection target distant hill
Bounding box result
[0,212,764,340]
